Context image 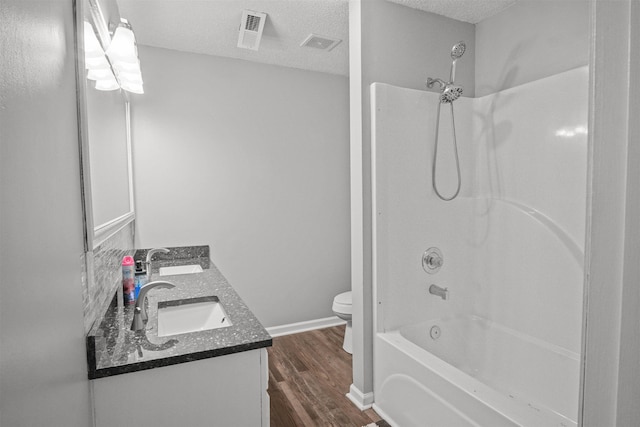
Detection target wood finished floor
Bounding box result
[267,326,383,427]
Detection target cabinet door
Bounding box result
[260,348,270,427]
[93,350,264,427]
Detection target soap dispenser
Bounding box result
[134,260,147,300]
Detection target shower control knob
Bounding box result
[426,255,442,268]
[422,247,443,274]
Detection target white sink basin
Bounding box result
[158,264,204,276]
[157,297,232,337]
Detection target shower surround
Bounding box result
[371,66,588,426]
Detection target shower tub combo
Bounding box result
[375,314,580,426]
[371,56,588,427]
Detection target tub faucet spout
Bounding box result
[429,284,448,300]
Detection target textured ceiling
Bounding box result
[117,0,350,76]
[116,0,517,76]
[387,0,518,24]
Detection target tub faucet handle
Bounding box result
[426,254,442,268]
[422,247,443,274]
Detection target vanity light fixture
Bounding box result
[106,19,144,94]
[83,19,144,94]
[84,21,118,91]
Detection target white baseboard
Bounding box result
[266,316,346,338]
[346,383,374,410]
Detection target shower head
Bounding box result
[451,41,466,60]
[449,41,466,83]
[440,84,463,103]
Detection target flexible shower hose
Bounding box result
[432,100,462,201]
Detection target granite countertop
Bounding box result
[86,248,272,379]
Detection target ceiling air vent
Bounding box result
[237,10,267,51]
[300,34,342,51]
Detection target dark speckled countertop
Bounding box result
[86,247,272,379]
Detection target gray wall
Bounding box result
[0,1,92,425]
[352,0,475,398]
[475,0,590,96]
[362,0,476,96]
[131,46,351,328]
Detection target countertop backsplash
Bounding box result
[82,223,135,334]
[133,245,210,269]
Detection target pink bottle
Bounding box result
[122,256,136,305]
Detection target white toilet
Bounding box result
[332,291,353,354]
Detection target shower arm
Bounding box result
[426,60,459,90]
[426,77,448,90]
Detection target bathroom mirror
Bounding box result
[76,0,135,250]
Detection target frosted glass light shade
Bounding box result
[105,20,144,94]
[118,71,143,85]
[85,55,111,71]
[95,77,120,91]
[87,69,115,81]
[83,21,105,60]
[106,26,138,64]
[112,61,139,73]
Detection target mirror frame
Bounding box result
[74,0,135,251]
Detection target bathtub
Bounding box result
[373,315,579,427]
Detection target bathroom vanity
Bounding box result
[86,247,272,426]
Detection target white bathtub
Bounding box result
[373,315,579,427]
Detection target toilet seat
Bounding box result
[332,291,353,354]
[332,291,352,315]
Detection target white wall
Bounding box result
[0,1,92,426]
[475,0,589,96]
[131,46,350,328]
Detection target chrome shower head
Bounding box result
[440,84,463,103]
[451,41,466,60]
[449,41,466,83]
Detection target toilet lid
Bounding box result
[333,291,352,315]
[334,291,352,305]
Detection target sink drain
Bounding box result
[430,325,441,340]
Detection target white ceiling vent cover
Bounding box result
[237,10,267,51]
[300,34,342,51]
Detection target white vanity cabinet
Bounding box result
[92,348,269,427]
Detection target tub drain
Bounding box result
[430,325,441,340]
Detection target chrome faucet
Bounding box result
[145,247,169,276]
[131,281,175,331]
[429,284,448,300]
